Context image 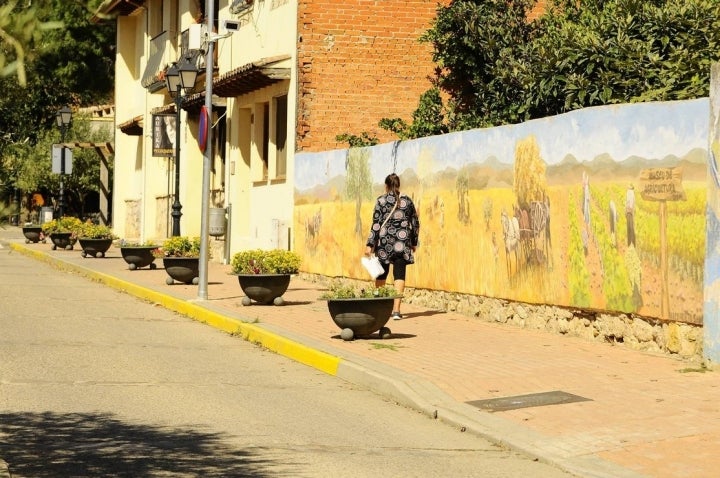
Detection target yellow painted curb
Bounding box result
[10,243,341,376]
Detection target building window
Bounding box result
[262,102,269,180]
[252,96,288,183]
[201,0,221,31]
[275,95,287,178]
[148,0,164,38]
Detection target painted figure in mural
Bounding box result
[501,209,520,276]
[543,193,553,267]
[626,184,636,247]
[530,199,551,265]
[365,173,420,320]
[609,200,617,247]
[305,208,322,247]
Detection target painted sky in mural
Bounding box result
[295,99,708,191]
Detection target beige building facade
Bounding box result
[94,0,438,260]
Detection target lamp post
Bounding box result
[55,106,72,218]
[164,59,198,236]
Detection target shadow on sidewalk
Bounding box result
[401,310,445,319]
[330,333,418,341]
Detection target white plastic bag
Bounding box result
[361,255,384,279]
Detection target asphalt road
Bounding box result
[0,246,574,477]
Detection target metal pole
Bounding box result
[198,0,215,300]
[171,93,183,236]
[59,131,65,218]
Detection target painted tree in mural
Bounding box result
[513,136,547,210]
[344,148,374,235]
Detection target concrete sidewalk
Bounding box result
[3,226,719,478]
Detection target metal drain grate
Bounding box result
[466,390,591,412]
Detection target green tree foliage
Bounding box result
[527,0,720,117]
[0,0,114,205]
[13,114,114,217]
[419,0,536,131]
[379,87,449,139]
[0,1,63,86]
[336,132,379,148]
[391,0,720,136]
[34,0,116,106]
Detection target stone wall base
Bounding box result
[302,274,705,365]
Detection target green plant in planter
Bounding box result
[231,249,302,275]
[319,280,397,299]
[78,222,117,239]
[153,236,201,258]
[41,216,83,236]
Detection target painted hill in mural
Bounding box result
[295,147,706,202]
[547,148,706,185]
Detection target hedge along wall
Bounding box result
[294,99,713,353]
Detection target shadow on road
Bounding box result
[0,411,290,477]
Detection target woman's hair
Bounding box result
[385,173,400,196]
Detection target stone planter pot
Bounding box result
[162,257,199,285]
[78,237,113,258]
[22,226,45,244]
[325,296,398,341]
[236,274,292,306]
[120,246,157,270]
[48,232,75,250]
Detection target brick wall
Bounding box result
[296,0,440,152]
[296,0,550,153]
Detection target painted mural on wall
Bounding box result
[295,99,708,324]
[705,68,720,356]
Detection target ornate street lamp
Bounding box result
[55,106,72,218]
[164,59,198,236]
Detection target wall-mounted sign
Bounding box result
[639,167,686,202]
[51,144,73,174]
[152,113,175,157]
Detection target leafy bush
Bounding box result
[319,280,397,299]
[41,216,83,235]
[153,236,201,258]
[78,222,116,239]
[387,0,720,135]
[231,249,302,274]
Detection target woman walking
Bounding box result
[364,173,420,320]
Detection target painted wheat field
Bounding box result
[295,180,704,324]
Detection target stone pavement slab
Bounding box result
[2,226,719,478]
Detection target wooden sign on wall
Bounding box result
[639,167,686,202]
[637,166,686,319]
